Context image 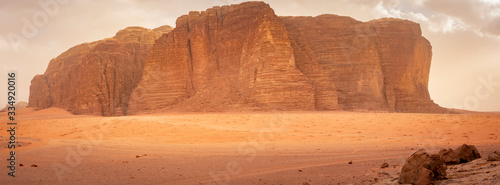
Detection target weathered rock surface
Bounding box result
[487,151,500,161]
[29,2,445,116]
[379,157,500,185]
[128,2,443,114]
[399,149,447,185]
[439,148,461,165]
[282,16,445,113]
[456,144,482,163]
[437,158,500,184]
[128,2,320,114]
[28,26,172,116]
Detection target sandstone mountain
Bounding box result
[282,15,444,112]
[29,2,446,116]
[29,26,172,116]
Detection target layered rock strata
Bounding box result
[28,26,172,116]
[29,2,445,116]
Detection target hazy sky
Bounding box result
[1,0,499,111]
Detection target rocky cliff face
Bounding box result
[28,26,172,116]
[29,2,444,116]
[128,2,329,114]
[282,16,445,112]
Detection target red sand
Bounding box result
[1,109,499,184]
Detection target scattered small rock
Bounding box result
[31,164,38,167]
[378,171,390,176]
[381,163,389,168]
[19,163,24,167]
[298,169,302,172]
[456,144,481,163]
[487,151,500,161]
[348,161,353,164]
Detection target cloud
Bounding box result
[427,15,468,33]
[356,0,500,39]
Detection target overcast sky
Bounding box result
[1,0,499,111]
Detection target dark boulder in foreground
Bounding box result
[398,149,447,185]
[456,144,481,163]
[438,148,460,165]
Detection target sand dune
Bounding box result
[1,109,499,184]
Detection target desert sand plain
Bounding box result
[1,108,499,184]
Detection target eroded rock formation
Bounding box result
[29,2,445,116]
[28,26,172,116]
[439,148,460,165]
[282,15,444,112]
[399,149,447,184]
[488,151,500,161]
[456,144,482,163]
[128,2,326,114]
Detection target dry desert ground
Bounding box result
[1,108,499,184]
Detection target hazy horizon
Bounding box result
[1,0,499,112]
